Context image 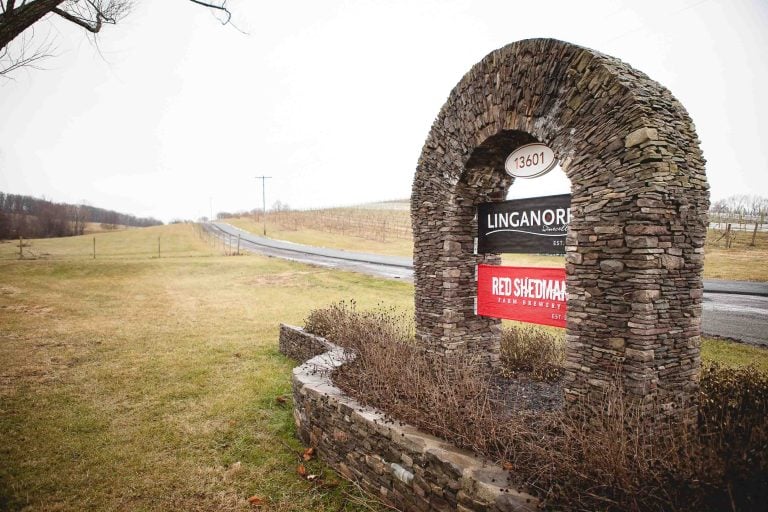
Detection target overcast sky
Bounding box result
[1,0,766,222]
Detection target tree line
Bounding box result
[0,192,162,240]
[709,194,767,227]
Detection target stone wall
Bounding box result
[411,38,708,421]
[279,323,332,362]
[279,324,538,512]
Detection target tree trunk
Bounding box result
[0,0,66,50]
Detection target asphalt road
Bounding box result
[209,222,768,347]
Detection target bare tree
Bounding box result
[725,194,748,229]
[70,201,88,235]
[747,195,768,246]
[0,0,232,76]
[0,29,54,77]
[710,198,728,228]
[747,195,768,219]
[271,200,290,212]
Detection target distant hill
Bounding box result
[0,192,162,240]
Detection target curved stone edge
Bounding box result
[279,324,539,512]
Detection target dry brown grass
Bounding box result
[704,227,768,281]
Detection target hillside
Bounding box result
[0,192,162,240]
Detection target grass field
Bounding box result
[0,224,410,511]
[704,227,768,281]
[1,224,765,511]
[226,218,413,258]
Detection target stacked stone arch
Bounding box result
[411,39,708,420]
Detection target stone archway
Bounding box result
[411,38,708,420]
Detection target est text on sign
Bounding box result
[477,194,571,254]
[477,265,567,328]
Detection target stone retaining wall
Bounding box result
[279,323,333,362]
[280,324,538,512]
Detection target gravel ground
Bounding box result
[492,374,564,412]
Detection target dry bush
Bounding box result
[304,302,518,457]
[695,363,768,508]
[500,325,564,381]
[303,303,768,511]
[304,300,413,343]
[532,365,768,511]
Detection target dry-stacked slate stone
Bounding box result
[411,38,709,422]
[279,323,333,362]
[280,324,538,512]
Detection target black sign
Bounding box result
[477,194,571,254]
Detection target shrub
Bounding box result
[302,303,768,511]
[303,300,413,346]
[500,324,564,381]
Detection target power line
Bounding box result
[255,176,272,236]
[601,0,711,45]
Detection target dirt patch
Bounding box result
[0,303,54,316]
[242,271,321,288]
[0,284,22,296]
[0,362,64,393]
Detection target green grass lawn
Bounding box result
[0,224,408,511]
[1,224,765,511]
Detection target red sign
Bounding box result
[477,265,566,328]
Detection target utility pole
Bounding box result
[255,176,272,236]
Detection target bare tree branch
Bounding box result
[0,29,55,79]
[0,0,236,77]
[52,7,102,33]
[0,0,67,50]
[188,0,231,25]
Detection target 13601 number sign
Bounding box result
[505,143,557,179]
[513,152,545,169]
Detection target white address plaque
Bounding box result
[504,143,557,179]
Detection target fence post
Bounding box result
[237,234,241,255]
[93,236,96,259]
[158,236,161,259]
[19,236,22,259]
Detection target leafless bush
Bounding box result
[500,324,564,381]
[303,303,768,511]
[305,302,526,458]
[304,300,413,343]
